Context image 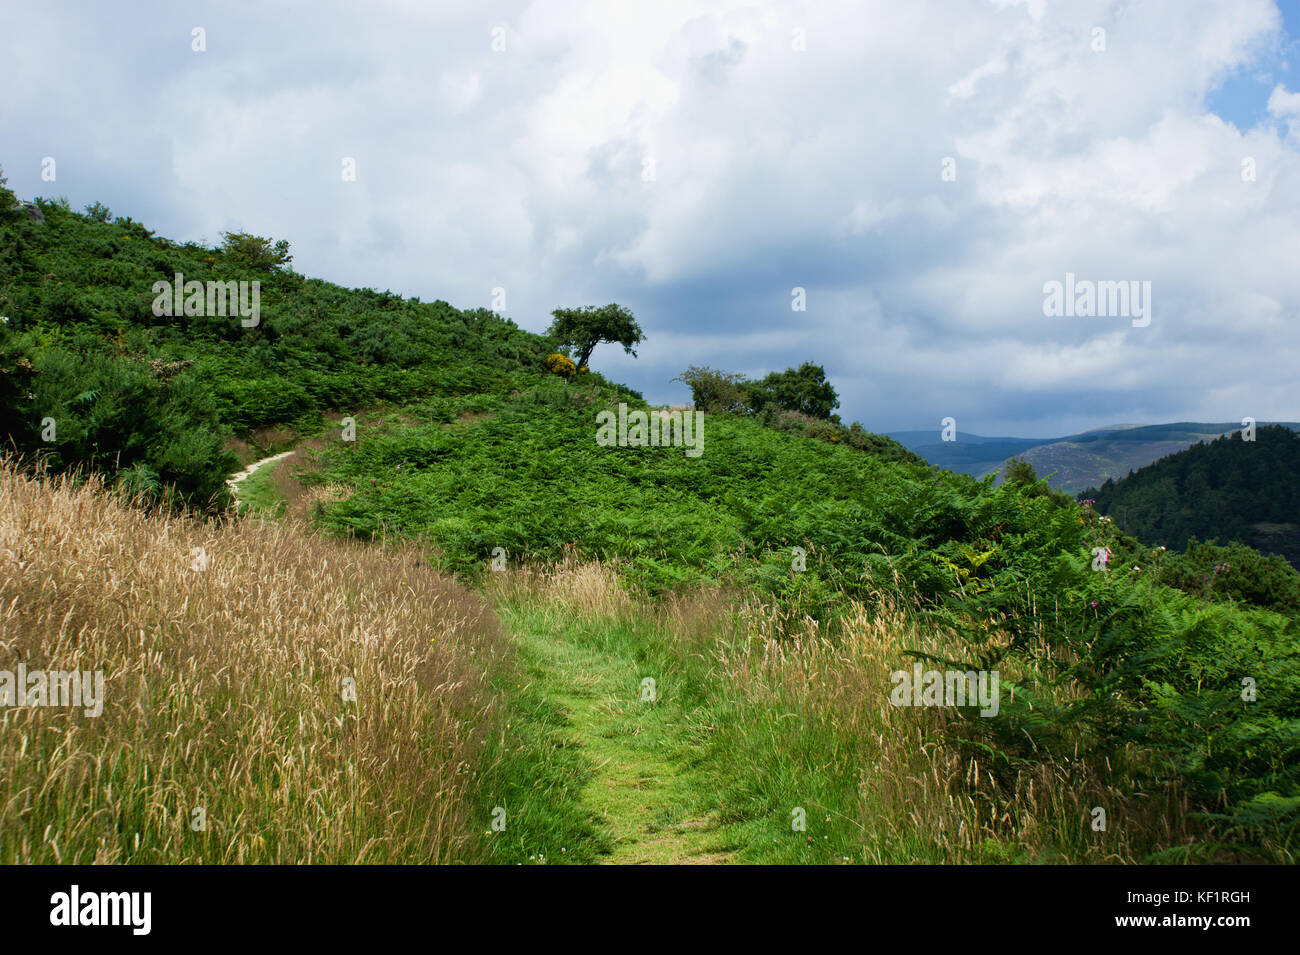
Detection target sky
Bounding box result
[2,0,1298,437]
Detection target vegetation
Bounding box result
[674,362,922,464]
[1082,425,1300,567]
[309,382,1299,859]
[0,461,537,863]
[745,361,841,420]
[1155,539,1300,617]
[0,189,564,508]
[546,303,644,370]
[3,185,1298,864]
[675,360,839,420]
[545,352,578,380]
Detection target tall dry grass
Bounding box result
[0,460,508,863]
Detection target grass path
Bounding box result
[508,622,735,865]
[226,450,295,507]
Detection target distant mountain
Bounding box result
[886,430,1062,478]
[1081,425,1300,568]
[891,422,1300,493]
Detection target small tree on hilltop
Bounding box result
[745,362,840,421]
[220,231,293,272]
[547,303,644,370]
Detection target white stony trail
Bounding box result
[226,451,296,501]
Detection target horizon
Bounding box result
[4,0,1299,435]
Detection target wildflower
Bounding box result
[1090,600,1098,608]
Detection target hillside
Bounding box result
[4,189,1300,864]
[1014,422,1300,493]
[0,189,924,511]
[0,190,568,507]
[1083,425,1300,568]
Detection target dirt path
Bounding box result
[226,451,296,503]
[511,626,733,865]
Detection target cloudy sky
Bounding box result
[3,0,1298,436]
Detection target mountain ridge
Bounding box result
[890,421,1300,492]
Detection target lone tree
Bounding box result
[547,303,644,370]
[220,231,293,272]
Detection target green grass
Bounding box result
[473,659,609,865]
[487,598,737,864]
[232,457,287,516]
[483,585,932,865]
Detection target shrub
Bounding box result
[673,365,751,414]
[545,352,577,380]
[219,231,293,272]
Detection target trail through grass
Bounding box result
[504,614,735,865]
[227,450,295,511]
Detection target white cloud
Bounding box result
[0,0,1296,433]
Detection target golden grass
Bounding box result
[486,556,635,622]
[0,460,507,863]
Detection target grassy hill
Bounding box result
[4,185,1299,864]
[0,190,570,508]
